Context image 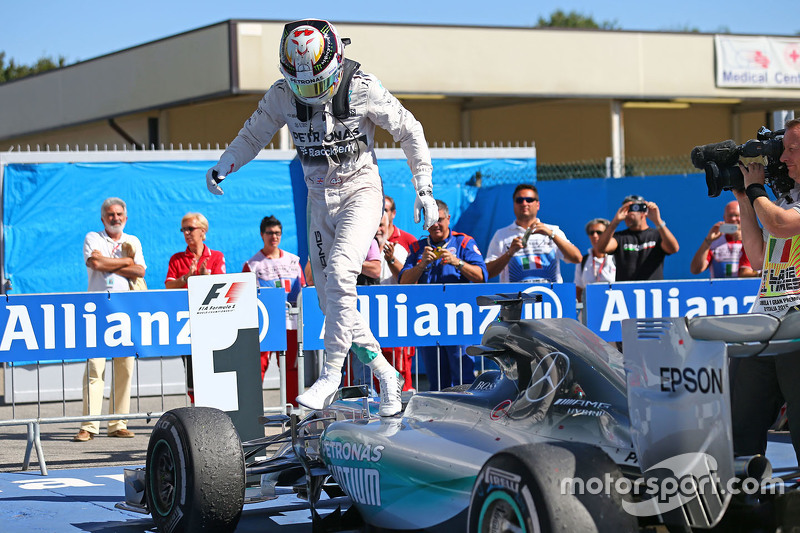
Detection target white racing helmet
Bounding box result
[279,19,345,106]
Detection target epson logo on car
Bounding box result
[659,366,723,394]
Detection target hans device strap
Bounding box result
[295,58,361,122]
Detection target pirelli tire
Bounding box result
[145,407,245,533]
[467,442,637,533]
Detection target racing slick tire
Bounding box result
[467,442,636,533]
[145,407,245,533]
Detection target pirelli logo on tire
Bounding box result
[481,466,520,493]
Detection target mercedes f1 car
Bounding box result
[119,292,800,532]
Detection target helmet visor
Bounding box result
[287,72,338,100]
[286,65,342,102]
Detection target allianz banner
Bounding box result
[0,287,287,363]
[585,278,761,342]
[300,283,577,350]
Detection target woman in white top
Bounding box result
[575,218,617,302]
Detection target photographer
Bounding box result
[689,200,757,278]
[593,195,679,281]
[731,118,800,462]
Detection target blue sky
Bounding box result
[2,0,799,66]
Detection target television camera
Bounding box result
[691,126,791,198]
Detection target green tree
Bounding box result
[536,9,619,30]
[0,52,68,84]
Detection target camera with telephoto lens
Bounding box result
[691,126,791,198]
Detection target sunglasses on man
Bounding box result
[515,197,539,204]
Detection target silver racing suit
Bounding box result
[217,69,433,374]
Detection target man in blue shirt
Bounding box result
[400,200,488,390]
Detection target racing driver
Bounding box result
[205,19,438,416]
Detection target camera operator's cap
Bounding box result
[622,194,646,205]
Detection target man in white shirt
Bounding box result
[74,197,146,442]
[486,184,581,283]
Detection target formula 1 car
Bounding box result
[119,292,800,532]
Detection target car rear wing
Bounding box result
[475,292,542,322]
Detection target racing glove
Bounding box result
[413,174,438,230]
[206,154,235,196]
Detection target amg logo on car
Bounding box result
[329,465,381,506]
[481,466,520,493]
[659,366,723,394]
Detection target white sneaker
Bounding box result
[296,372,340,410]
[377,370,403,417]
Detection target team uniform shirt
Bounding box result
[243,249,305,329]
[574,248,616,289]
[613,227,669,281]
[165,246,226,283]
[400,231,488,284]
[83,231,147,292]
[752,185,800,316]
[705,235,745,278]
[388,225,418,252]
[486,222,572,283]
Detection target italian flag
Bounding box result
[762,235,800,295]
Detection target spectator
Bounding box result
[486,184,581,283]
[165,213,226,289]
[399,200,488,390]
[242,216,306,406]
[205,19,438,417]
[355,238,381,286]
[593,194,679,281]
[738,250,761,277]
[164,212,226,403]
[74,197,146,442]
[378,211,409,284]
[375,212,414,389]
[690,200,750,278]
[575,218,616,302]
[731,117,800,463]
[384,194,418,252]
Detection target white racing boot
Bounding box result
[376,369,404,417]
[296,369,341,410]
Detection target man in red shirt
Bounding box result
[384,195,417,251]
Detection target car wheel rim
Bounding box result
[478,491,530,533]
[149,439,177,516]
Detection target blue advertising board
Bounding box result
[300,283,577,350]
[0,279,769,361]
[0,287,287,363]
[584,278,761,341]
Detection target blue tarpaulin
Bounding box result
[3,156,536,294]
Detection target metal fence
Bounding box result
[538,155,696,181]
